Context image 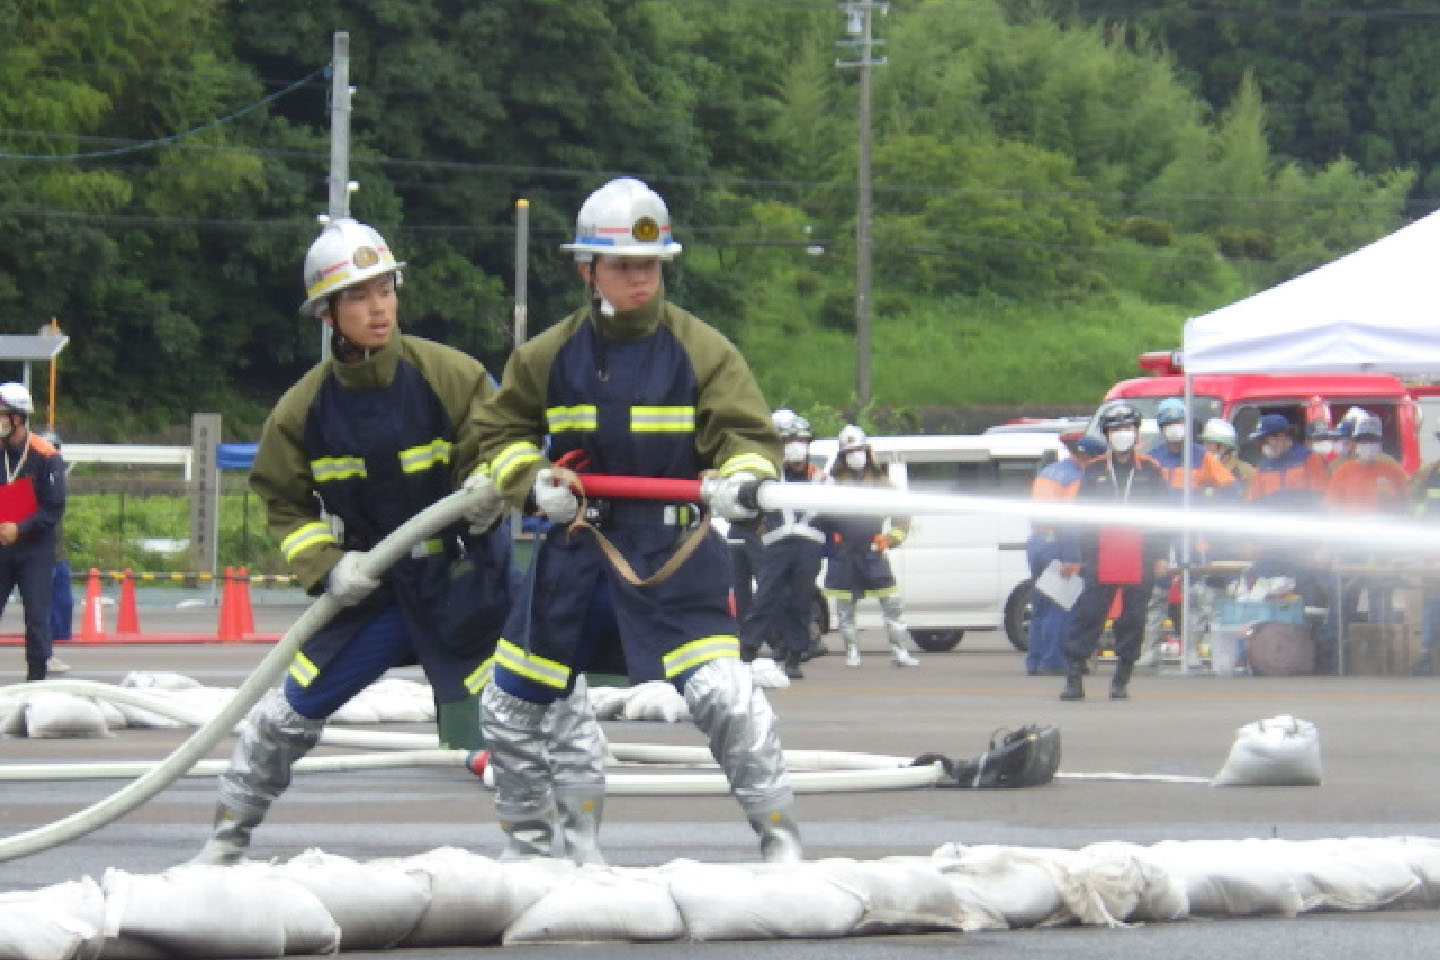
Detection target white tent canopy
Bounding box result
[1182,209,1440,375]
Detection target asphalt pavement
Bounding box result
[4,599,1440,958]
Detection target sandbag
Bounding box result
[1147,839,1306,916]
[620,682,688,723]
[1285,838,1422,912]
[1213,715,1322,786]
[504,868,685,944]
[0,878,105,960]
[381,847,562,946]
[1064,842,1188,925]
[270,849,430,951]
[587,685,628,720]
[24,693,110,739]
[812,857,964,935]
[931,844,1071,929]
[100,864,339,959]
[662,861,865,940]
[0,696,24,736]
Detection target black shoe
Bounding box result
[739,644,760,664]
[783,653,804,680]
[1059,663,1084,700]
[1109,660,1134,700]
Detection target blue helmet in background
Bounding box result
[1156,398,1187,427]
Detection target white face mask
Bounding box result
[1261,442,1281,460]
[844,450,868,471]
[0,418,12,439]
[1107,429,1136,453]
[783,442,809,464]
[1311,440,1333,457]
[1162,424,1186,443]
[1356,442,1381,462]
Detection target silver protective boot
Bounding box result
[880,596,920,667]
[481,682,557,859]
[190,687,323,865]
[544,676,609,865]
[838,598,861,667]
[747,806,803,863]
[683,657,801,862]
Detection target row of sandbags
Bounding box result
[5,836,1440,959]
[0,666,796,739]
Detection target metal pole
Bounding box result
[836,3,886,408]
[513,199,529,347]
[321,30,352,361]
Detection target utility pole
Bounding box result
[321,30,354,360]
[836,2,887,408]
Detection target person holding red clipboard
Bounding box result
[1056,403,1170,701]
[0,382,67,682]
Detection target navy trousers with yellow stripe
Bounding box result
[495,522,739,704]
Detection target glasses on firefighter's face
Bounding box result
[336,275,397,305]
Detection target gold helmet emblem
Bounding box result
[632,217,660,242]
[352,245,380,269]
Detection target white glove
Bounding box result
[327,550,380,607]
[705,471,761,522]
[533,467,579,524]
[460,469,505,533]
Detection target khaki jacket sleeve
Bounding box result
[681,309,780,479]
[401,338,494,487]
[472,335,559,505]
[250,371,340,595]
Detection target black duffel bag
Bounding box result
[916,724,1062,789]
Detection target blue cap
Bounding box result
[1075,435,1108,456]
[1249,413,1293,441]
[1156,398,1187,426]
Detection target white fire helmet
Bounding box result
[0,382,34,417]
[772,408,798,435]
[299,218,405,318]
[561,177,682,263]
[838,424,868,452]
[1200,418,1236,448]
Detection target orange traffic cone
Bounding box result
[217,567,241,642]
[116,568,140,634]
[236,567,256,636]
[78,567,105,642]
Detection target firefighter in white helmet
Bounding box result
[740,411,827,679]
[473,177,802,863]
[0,382,67,682]
[191,218,606,866]
[818,425,921,668]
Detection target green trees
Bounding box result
[0,0,1422,434]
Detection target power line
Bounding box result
[0,69,325,161]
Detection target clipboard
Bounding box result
[1096,526,1144,584]
[0,476,37,524]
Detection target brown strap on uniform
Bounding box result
[554,472,709,587]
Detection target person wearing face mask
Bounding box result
[740,411,828,679]
[188,218,538,866]
[1307,420,1340,466]
[1246,414,1331,506]
[1056,403,1170,701]
[1137,399,1238,670]
[1324,415,1410,636]
[819,424,922,669]
[471,178,802,864]
[1201,418,1254,489]
[0,383,66,682]
[1025,431,1105,676]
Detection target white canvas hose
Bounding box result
[0,490,476,863]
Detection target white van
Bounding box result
[810,432,1064,652]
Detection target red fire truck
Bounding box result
[1095,351,1422,473]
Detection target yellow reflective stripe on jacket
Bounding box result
[720,452,778,480]
[464,656,494,695]
[280,522,338,563]
[546,404,598,432]
[311,456,367,483]
[494,638,571,690]
[492,442,542,487]
[631,405,695,433]
[289,651,319,688]
[662,635,740,678]
[399,438,452,474]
